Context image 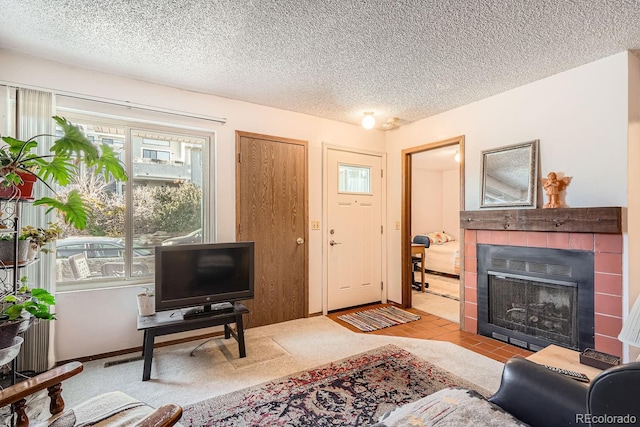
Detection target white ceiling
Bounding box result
[1,0,639,129]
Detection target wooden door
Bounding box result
[236,131,308,327]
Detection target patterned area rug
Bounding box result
[336,306,421,332]
[182,344,488,427]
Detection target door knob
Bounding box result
[296,237,304,245]
[329,240,342,246]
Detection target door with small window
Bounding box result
[327,149,383,311]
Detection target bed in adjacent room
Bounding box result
[414,232,460,277]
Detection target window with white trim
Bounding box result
[55,113,212,290]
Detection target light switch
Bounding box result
[311,221,320,230]
[395,221,401,230]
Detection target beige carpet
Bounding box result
[413,291,461,323]
[60,316,503,410]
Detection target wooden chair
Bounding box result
[0,362,182,426]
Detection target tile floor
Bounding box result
[328,303,533,363]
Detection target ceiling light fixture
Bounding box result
[362,112,376,129]
[382,117,400,130]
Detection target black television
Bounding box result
[155,241,254,315]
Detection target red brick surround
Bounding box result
[463,229,623,357]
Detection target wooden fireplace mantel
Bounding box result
[460,207,622,234]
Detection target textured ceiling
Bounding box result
[1,0,640,129]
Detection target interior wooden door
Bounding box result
[236,131,308,328]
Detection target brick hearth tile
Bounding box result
[547,232,570,249]
[465,242,476,258]
[465,286,477,303]
[465,230,477,243]
[464,272,477,289]
[491,231,509,245]
[526,231,547,247]
[507,231,527,246]
[595,252,623,275]
[477,230,492,244]
[595,314,623,337]
[463,317,477,334]
[595,293,622,317]
[594,272,623,296]
[464,301,477,318]
[465,256,477,274]
[595,234,623,254]
[569,233,594,251]
[595,334,623,357]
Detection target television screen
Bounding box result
[155,242,254,312]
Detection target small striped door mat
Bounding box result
[337,306,421,332]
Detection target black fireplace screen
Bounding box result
[488,272,578,349]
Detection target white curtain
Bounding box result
[14,88,56,372]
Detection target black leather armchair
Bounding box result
[489,357,640,427]
[587,361,640,426]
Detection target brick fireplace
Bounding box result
[461,208,623,357]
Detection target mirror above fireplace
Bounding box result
[481,140,539,208]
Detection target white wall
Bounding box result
[411,169,442,235]
[0,50,386,361]
[386,52,631,304]
[410,168,460,240]
[441,169,460,240]
[625,52,640,361]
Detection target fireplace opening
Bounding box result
[478,244,594,352]
[488,272,578,349]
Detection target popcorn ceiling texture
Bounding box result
[1,0,639,128]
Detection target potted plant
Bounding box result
[0,116,127,351]
[0,284,55,348]
[0,234,30,264]
[20,222,62,260]
[0,115,128,230]
[136,287,155,317]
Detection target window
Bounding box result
[55,115,211,290]
[338,164,371,194]
[142,148,171,161]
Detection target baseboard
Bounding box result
[56,330,226,366]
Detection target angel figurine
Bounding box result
[542,172,571,208]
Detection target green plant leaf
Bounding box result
[34,190,88,230]
[1,136,37,157]
[36,154,79,186]
[95,143,128,182]
[2,295,17,303]
[3,305,23,321]
[30,288,56,305]
[51,116,100,161]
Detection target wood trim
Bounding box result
[401,135,465,310]
[460,207,622,234]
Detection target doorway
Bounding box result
[401,136,465,324]
[324,146,386,312]
[236,131,309,327]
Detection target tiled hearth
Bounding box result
[463,229,623,357]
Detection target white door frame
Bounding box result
[322,144,387,315]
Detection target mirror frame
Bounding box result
[480,140,539,208]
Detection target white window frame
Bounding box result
[55,112,215,292]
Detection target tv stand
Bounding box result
[183,302,234,319]
[136,302,249,381]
